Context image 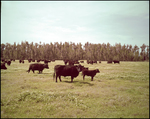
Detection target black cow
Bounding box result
[28,59,32,63]
[1,63,7,70]
[107,61,112,64]
[19,60,24,63]
[19,60,22,63]
[27,63,49,73]
[82,69,100,81]
[37,59,41,62]
[88,60,93,64]
[7,61,11,66]
[53,64,84,82]
[32,59,35,62]
[93,60,97,64]
[44,60,51,64]
[113,60,120,64]
[22,60,24,63]
[1,59,5,62]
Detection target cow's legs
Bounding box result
[59,76,62,82]
[32,70,34,73]
[56,75,58,82]
[71,76,74,82]
[83,75,85,80]
[91,76,94,81]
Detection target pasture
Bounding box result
[1,60,149,118]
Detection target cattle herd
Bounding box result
[1,58,120,82]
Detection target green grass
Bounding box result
[1,60,149,118]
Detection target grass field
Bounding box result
[1,60,149,118]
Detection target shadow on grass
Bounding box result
[64,80,94,86]
[41,73,50,74]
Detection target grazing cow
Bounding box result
[22,60,24,63]
[37,60,40,62]
[27,63,49,74]
[82,69,100,81]
[32,59,35,62]
[28,59,32,63]
[80,61,84,63]
[93,60,97,64]
[13,59,15,62]
[107,61,112,64]
[7,61,11,66]
[53,64,84,82]
[44,60,51,64]
[19,60,24,63]
[19,60,22,63]
[1,63,7,70]
[88,60,93,64]
[113,60,120,64]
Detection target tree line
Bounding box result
[1,41,149,61]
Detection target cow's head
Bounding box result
[44,64,49,69]
[75,64,85,72]
[96,69,100,73]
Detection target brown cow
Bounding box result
[82,69,100,81]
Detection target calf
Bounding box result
[27,63,49,74]
[1,63,7,70]
[7,60,11,66]
[82,69,100,81]
[53,64,84,82]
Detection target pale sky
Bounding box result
[1,1,149,48]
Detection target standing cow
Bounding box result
[1,63,7,70]
[82,69,100,81]
[53,64,84,82]
[7,60,11,66]
[27,63,49,74]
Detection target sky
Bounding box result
[1,1,149,49]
